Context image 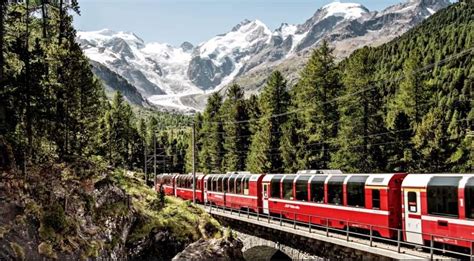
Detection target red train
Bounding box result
[155,171,474,252]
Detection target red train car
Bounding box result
[174,174,206,203]
[204,172,264,213]
[155,174,176,196]
[402,174,474,249]
[262,172,407,238]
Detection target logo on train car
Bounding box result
[284,204,300,210]
[434,237,457,244]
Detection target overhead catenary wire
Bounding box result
[206,118,470,156]
[192,47,474,126]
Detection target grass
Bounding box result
[83,240,103,258]
[0,225,10,239]
[38,242,57,259]
[110,169,222,244]
[10,242,25,260]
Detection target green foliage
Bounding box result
[111,170,221,243]
[83,240,103,258]
[1,1,191,173]
[10,242,25,261]
[42,202,67,232]
[247,71,289,173]
[191,2,472,173]
[330,47,387,172]
[288,41,342,170]
[199,93,224,173]
[220,84,251,171]
[38,242,57,259]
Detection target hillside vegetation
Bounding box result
[0,1,220,260]
[191,1,473,174]
[0,163,220,260]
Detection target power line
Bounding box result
[194,47,474,126]
[206,118,470,156]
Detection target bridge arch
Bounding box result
[236,230,314,260]
[243,246,291,261]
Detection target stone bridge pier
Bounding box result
[235,230,320,260]
[213,214,391,261]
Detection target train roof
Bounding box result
[262,173,405,186]
[297,169,343,174]
[402,173,474,188]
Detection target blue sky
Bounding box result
[74,0,403,46]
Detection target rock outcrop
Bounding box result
[0,163,223,260]
[172,236,245,261]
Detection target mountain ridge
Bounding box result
[77,0,452,112]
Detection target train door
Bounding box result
[263,183,269,214]
[204,178,208,203]
[404,190,423,245]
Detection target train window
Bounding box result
[347,176,368,208]
[328,176,345,205]
[372,190,380,209]
[427,177,461,217]
[212,176,218,191]
[236,176,243,194]
[223,177,229,192]
[229,175,236,193]
[207,178,212,191]
[271,175,283,198]
[466,178,474,219]
[311,176,327,203]
[407,191,417,212]
[243,176,250,195]
[295,175,311,201]
[282,176,295,200]
[217,176,223,192]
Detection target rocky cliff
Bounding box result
[0,160,227,260]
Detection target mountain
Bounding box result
[90,61,151,107]
[77,0,451,112]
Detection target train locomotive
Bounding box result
[155,171,474,252]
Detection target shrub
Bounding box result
[10,242,25,260]
[38,242,57,259]
[42,202,67,232]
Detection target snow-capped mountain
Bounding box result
[188,19,272,91]
[77,0,451,112]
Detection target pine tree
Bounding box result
[290,41,342,169]
[280,111,303,173]
[330,47,387,172]
[104,92,135,167]
[385,52,428,171]
[246,94,261,136]
[185,113,203,173]
[221,84,250,171]
[247,71,289,173]
[199,93,224,173]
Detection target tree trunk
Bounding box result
[0,0,5,84]
[58,0,64,45]
[41,0,47,39]
[25,0,33,161]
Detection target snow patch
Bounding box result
[322,1,369,20]
[148,94,198,112]
[198,19,272,62]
